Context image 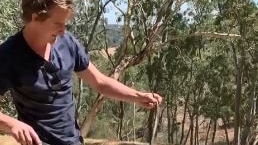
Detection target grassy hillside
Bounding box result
[106,24,123,47]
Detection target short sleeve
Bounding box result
[68,33,90,72]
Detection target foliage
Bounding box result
[0,0,22,43]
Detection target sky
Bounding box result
[102,0,127,25]
[103,0,258,25]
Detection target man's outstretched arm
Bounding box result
[76,62,162,109]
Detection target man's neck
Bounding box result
[22,26,51,61]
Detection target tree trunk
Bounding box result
[232,42,244,145]
[133,103,136,141]
[195,113,199,145]
[190,114,194,145]
[167,96,172,144]
[118,102,124,140]
[205,120,211,145]
[222,117,230,145]
[183,123,191,145]
[240,109,252,145]
[194,86,202,145]
[75,79,83,123]
[172,112,175,144]
[80,94,105,137]
[181,60,193,145]
[172,104,178,144]
[147,110,154,144]
[146,106,159,145]
[180,95,190,144]
[211,120,217,144]
[241,83,257,145]
[168,114,172,144]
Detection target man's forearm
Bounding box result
[0,111,13,134]
[97,76,141,102]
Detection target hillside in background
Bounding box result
[106,24,123,47]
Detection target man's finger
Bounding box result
[145,102,155,109]
[29,128,42,145]
[153,94,162,104]
[24,130,33,145]
[147,93,158,103]
[18,131,26,145]
[11,130,20,143]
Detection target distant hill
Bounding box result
[89,47,116,59]
[106,24,123,47]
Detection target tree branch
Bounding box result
[111,1,126,17]
[169,31,242,40]
[87,0,112,49]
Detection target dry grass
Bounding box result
[0,135,19,145]
[89,47,116,59]
[0,135,149,145]
[84,139,149,145]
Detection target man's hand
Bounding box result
[136,92,163,109]
[10,120,42,145]
[0,113,42,145]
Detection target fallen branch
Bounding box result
[170,31,242,40]
[84,138,149,145]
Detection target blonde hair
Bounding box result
[21,0,74,22]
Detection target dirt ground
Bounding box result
[173,108,234,145]
[0,127,234,145]
[0,135,151,145]
[0,107,234,145]
[0,135,19,145]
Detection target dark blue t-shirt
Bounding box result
[0,30,89,145]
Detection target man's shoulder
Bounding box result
[0,32,20,53]
[59,31,79,44]
[56,31,84,51]
[0,33,19,66]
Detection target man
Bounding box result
[0,0,162,145]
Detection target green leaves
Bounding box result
[0,0,21,42]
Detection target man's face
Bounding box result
[32,6,72,44]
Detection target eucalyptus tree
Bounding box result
[163,1,235,144]
[213,1,258,144]
[66,0,115,128]
[143,0,258,145]
[79,0,187,139]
